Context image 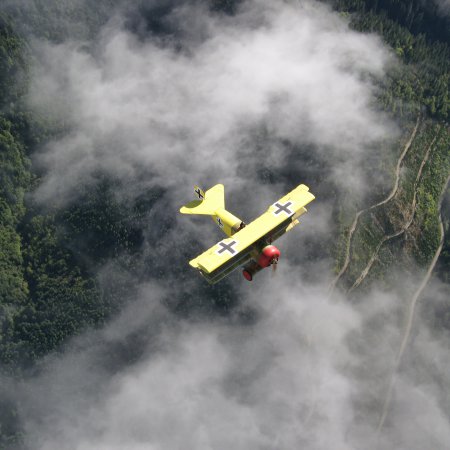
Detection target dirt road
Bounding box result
[376,175,450,434]
[329,116,421,294]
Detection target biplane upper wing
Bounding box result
[189,184,315,283]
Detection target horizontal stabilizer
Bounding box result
[180,184,225,215]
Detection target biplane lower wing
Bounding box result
[189,184,315,283]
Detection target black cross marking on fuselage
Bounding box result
[274,201,293,215]
[195,188,204,200]
[217,217,223,227]
[217,241,237,255]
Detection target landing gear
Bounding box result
[242,270,253,281]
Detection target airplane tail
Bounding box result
[179,184,225,215]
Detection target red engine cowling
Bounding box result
[257,245,281,268]
[242,245,281,281]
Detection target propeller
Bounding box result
[271,258,278,276]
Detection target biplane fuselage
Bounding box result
[180,184,315,284]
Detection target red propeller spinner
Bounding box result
[242,245,281,281]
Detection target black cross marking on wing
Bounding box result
[217,241,237,255]
[273,201,293,216]
[195,188,204,200]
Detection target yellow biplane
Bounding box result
[180,184,315,284]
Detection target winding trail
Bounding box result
[376,174,450,434]
[348,132,439,293]
[329,115,421,294]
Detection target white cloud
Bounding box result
[434,0,450,15]
[19,274,361,450]
[28,0,393,208]
[17,270,450,450]
[13,1,450,449]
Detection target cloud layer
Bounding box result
[17,270,450,450]
[29,0,392,208]
[10,1,450,449]
[19,277,362,450]
[435,0,450,15]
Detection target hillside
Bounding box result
[328,0,450,296]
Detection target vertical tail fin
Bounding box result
[180,184,225,215]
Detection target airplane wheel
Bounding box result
[242,270,252,281]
